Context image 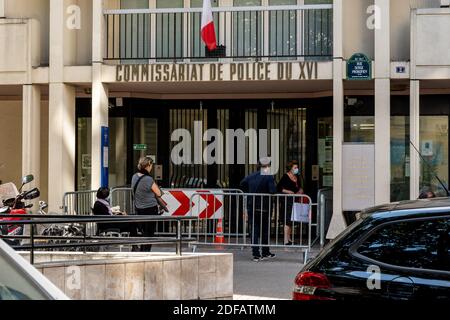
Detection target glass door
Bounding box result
[419,116,449,196]
[317,117,333,189]
[132,118,158,175]
[76,117,128,190]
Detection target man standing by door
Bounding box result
[240,157,277,262]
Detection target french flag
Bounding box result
[201,0,217,51]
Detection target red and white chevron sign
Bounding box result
[160,190,224,219]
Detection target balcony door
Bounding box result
[156,0,184,60]
[233,0,262,59]
[120,0,149,63]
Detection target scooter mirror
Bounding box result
[22,174,34,185]
[24,188,40,200]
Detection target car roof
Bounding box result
[360,197,450,220]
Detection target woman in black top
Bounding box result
[277,160,303,245]
[92,187,129,235]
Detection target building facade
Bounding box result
[1,0,450,237]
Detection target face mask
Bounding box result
[292,168,299,175]
[261,167,271,175]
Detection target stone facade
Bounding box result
[24,252,233,300]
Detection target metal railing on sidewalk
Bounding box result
[0,214,196,264]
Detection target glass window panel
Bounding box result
[269,0,297,59]
[419,116,449,196]
[156,0,184,60]
[303,0,332,59]
[169,109,207,188]
[233,0,262,59]
[120,0,149,63]
[109,118,127,188]
[77,118,92,191]
[318,117,333,188]
[391,116,410,202]
[357,218,450,272]
[344,116,375,143]
[133,118,158,174]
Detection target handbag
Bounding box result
[291,202,310,223]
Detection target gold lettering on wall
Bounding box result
[115,62,320,82]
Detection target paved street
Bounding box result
[198,248,311,300]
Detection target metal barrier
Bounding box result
[0,214,196,264]
[110,188,244,237]
[62,190,98,236]
[110,187,135,215]
[189,192,318,257]
[62,190,97,215]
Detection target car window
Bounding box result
[357,217,450,272]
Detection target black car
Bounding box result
[293,198,450,300]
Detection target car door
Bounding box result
[351,215,450,300]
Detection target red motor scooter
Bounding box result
[0,175,40,246]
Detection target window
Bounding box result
[419,116,449,196]
[357,218,450,272]
[156,0,184,60]
[303,0,333,59]
[120,0,149,62]
[233,0,262,59]
[269,0,297,59]
[391,116,410,202]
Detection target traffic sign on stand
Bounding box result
[161,190,224,219]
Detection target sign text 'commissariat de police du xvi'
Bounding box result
[115,61,319,82]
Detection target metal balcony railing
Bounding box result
[103,4,333,62]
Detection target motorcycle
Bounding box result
[39,200,86,251]
[0,175,40,246]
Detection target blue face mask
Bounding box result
[292,168,299,175]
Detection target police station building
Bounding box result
[1,0,450,237]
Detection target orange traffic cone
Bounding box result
[214,218,225,244]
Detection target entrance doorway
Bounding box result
[75,98,333,200]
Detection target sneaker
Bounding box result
[253,255,262,262]
[263,252,276,259]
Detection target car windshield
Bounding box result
[0,247,49,300]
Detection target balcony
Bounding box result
[103,4,333,63]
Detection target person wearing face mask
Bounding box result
[277,160,303,245]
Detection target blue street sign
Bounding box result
[101,126,109,188]
[347,53,372,80]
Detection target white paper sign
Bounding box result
[342,144,375,211]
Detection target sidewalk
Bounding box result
[195,247,319,300]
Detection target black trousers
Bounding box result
[135,206,159,252]
[248,209,271,257]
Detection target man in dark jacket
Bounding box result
[240,157,277,261]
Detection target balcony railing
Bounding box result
[103,4,333,62]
